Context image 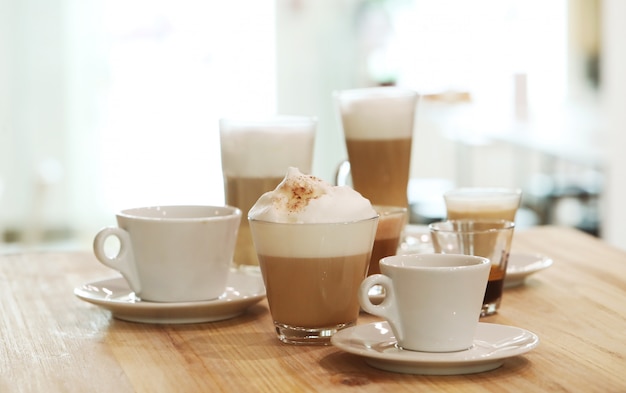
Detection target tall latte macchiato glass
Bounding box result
[335,87,418,208]
[429,219,515,316]
[219,116,316,266]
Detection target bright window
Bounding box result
[98,0,276,211]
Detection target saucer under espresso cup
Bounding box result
[92,205,241,303]
[359,253,490,352]
[331,321,539,375]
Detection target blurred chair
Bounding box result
[523,168,603,236]
[407,178,455,225]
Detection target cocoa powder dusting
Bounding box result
[279,174,323,213]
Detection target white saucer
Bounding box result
[504,253,553,288]
[331,322,539,375]
[74,269,266,324]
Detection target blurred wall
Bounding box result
[602,0,626,249]
[276,0,364,183]
[0,0,76,245]
[2,0,624,251]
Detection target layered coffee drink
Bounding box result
[220,117,316,266]
[429,219,515,316]
[223,176,283,267]
[444,187,522,221]
[345,138,411,207]
[336,87,418,208]
[443,188,521,314]
[368,205,407,276]
[249,167,378,345]
[258,253,369,328]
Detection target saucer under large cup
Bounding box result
[74,268,265,324]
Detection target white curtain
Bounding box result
[0,0,276,248]
[0,0,576,250]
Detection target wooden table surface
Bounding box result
[1,226,625,392]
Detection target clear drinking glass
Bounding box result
[429,219,515,316]
[249,215,378,345]
[368,205,408,276]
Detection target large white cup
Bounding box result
[359,253,489,352]
[93,205,241,302]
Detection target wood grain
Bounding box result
[0,226,625,392]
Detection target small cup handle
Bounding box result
[93,227,142,294]
[358,274,403,343]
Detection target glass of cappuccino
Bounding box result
[249,168,378,345]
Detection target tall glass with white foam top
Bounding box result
[219,116,316,266]
[334,87,418,208]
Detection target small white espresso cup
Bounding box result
[93,205,241,303]
[359,253,490,352]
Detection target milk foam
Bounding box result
[220,117,316,177]
[336,87,418,140]
[248,167,379,257]
[249,167,377,224]
[445,188,521,210]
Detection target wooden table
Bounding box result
[1,226,625,392]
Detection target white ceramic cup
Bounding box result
[359,253,490,352]
[93,205,241,302]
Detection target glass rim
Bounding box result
[333,86,418,100]
[444,187,522,197]
[429,219,515,233]
[219,115,318,128]
[380,253,490,269]
[372,205,408,216]
[247,214,379,226]
[118,205,242,222]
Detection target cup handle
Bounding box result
[358,274,404,343]
[334,160,351,186]
[92,227,142,294]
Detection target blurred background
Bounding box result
[1,0,624,253]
